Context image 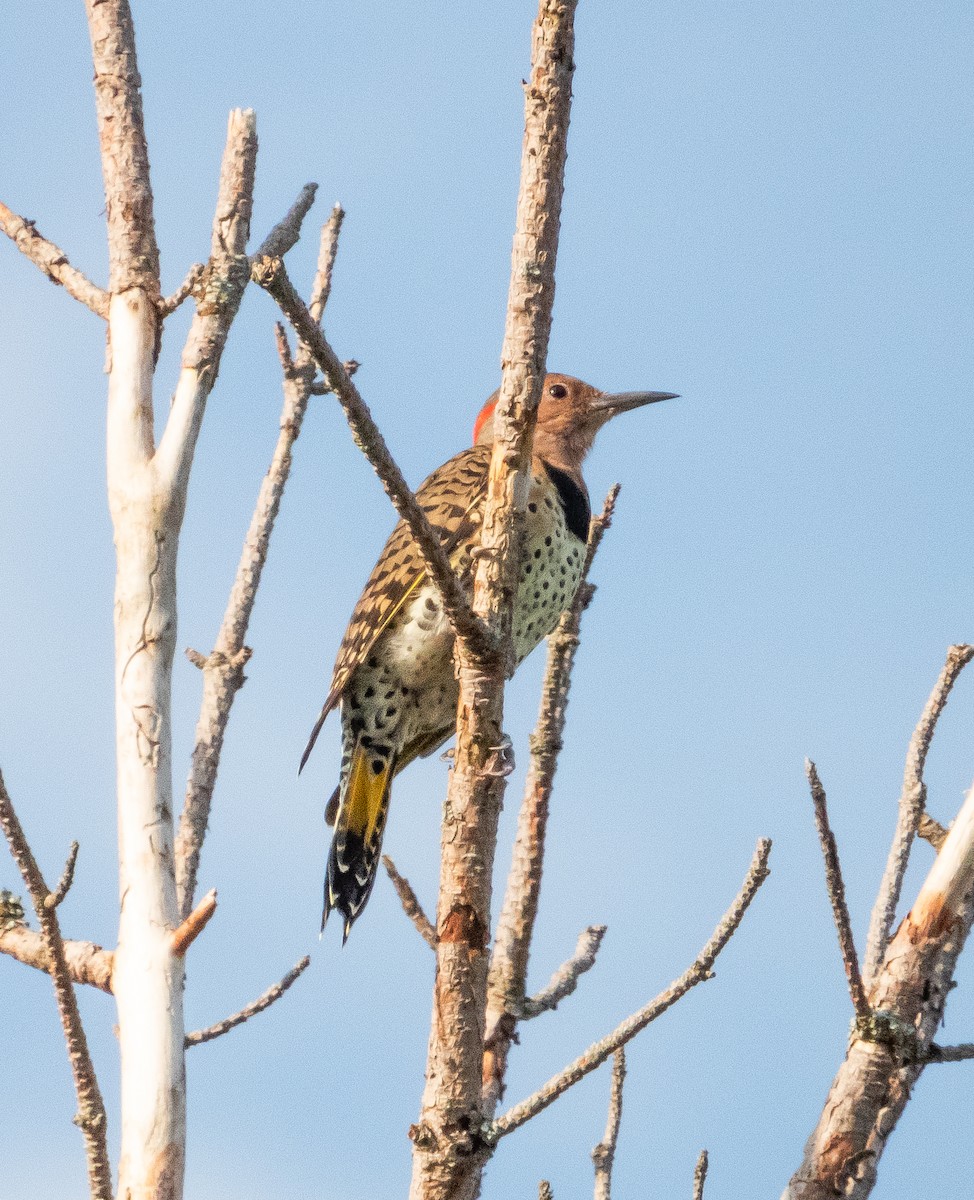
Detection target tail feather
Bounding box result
[323,743,395,940]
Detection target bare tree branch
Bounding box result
[490,839,772,1141]
[0,201,109,316]
[252,183,319,261]
[471,0,578,646]
[0,922,114,992]
[863,644,974,984]
[923,1042,974,1064]
[159,263,204,317]
[185,956,311,1048]
[48,841,80,909]
[307,204,345,325]
[154,108,258,497]
[484,488,617,1109]
[692,1150,709,1200]
[516,925,607,1019]
[409,8,577,1197]
[84,0,160,302]
[786,779,974,1198]
[170,888,217,957]
[591,1048,625,1200]
[251,253,495,665]
[383,856,437,948]
[805,760,870,1020]
[0,771,112,1199]
[175,207,344,918]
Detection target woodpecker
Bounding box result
[303,373,676,939]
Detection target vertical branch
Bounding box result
[174,207,342,918]
[805,760,870,1020]
[84,2,192,1195]
[591,1049,626,1200]
[84,0,160,302]
[0,773,112,1200]
[409,5,577,1200]
[863,644,974,984]
[475,0,578,638]
[154,110,258,501]
[692,1151,709,1200]
[786,779,974,1198]
[483,489,617,1110]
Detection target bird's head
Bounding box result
[473,373,676,471]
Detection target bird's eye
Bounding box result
[549,383,567,399]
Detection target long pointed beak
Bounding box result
[592,389,679,416]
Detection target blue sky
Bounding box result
[1,2,973,1197]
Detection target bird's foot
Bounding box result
[482,734,515,778]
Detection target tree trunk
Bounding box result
[107,289,187,1200]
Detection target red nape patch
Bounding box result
[472,396,498,445]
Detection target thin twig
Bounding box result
[0,923,114,992]
[805,759,870,1019]
[864,644,974,984]
[692,1150,709,1200]
[592,1048,626,1200]
[308,203,344,325]
[252,183,319,261]
[484,488,618,1108]
[490,839,772,1140]
[924,1042,974,1064]
[170,888,217,956]
[0,771,112,1198]
[383,856,437,948]
[158,262,204,316]
[185,955,311,1047]
[251,253,495,664]
[309,360,360,392]
[174,210,344,918]
[0,201,109,316]
[516,925,606,1018]
[48,841,80,909]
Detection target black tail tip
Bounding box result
[320,893,357,946]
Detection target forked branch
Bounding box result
[0,771,112,1199]
[175,208,345,918]
[788,656,974,1200]
[490,839,772,1140]
[863,644,974,983]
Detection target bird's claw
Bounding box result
[482,734,515,778]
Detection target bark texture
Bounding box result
[785,783,974,1198]
[408,6,577,1199]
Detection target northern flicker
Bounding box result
[303,373,676,939]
